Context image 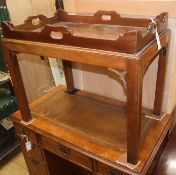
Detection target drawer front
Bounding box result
[41,136,92,170]
[97,162,125,175]
[24,153,48,175]
[14,123,38,144]
[20,140,43,160]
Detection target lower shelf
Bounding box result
[32,86,160,152]
[12,85,173,174]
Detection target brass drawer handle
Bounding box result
[106,168,122,175]
[59,146,70,156]
[19,128,29,136]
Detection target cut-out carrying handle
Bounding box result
[95,10,120,21]
[147,12,168,33]
[41,25,72,40]
[157,12,168,23]
[25,15,47,25]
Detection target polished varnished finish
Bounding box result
[1,10,168,54]
[20,141,44,161]
[126,59,143,164]
[44,150,92,175]
[152,123,176,175]
[3,38,128,70]
[41,136,92,171]
[12,86,173,175]
[3,32,172,166]
[14,123,49,175]
[14,123,38,144]
[62,60,75,92]
[31,88,153,151]
[23,153,48,175]
[2,10,172,174]
[97,162,127,175]
[2,50,31,122]
[153,46,168,115]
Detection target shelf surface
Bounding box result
[31,87,155,152]
[33,22,147,40]
[11,85,173,173]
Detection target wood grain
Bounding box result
[11,85,173,175]
[3,38,128,70]
[1,10,168,54]
[2,48,32,122]
[62,60,75,92]
[153,46,168,115]
[2,9,172,173]
[126,59,143,164]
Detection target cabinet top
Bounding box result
[1,10,168,54]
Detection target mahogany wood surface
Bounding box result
[62,60,75,92]
[14,123,38,144]
[3,38,129,70]
[3,30,171,166]
[2,49,32,122]
[42,136,92,171]
[2,30,170,70]
[23,153,48,175]
[12,85,173,175]
[2,10,172,174]
[44,150,92,175]
[20,140,44,161]
[126,59,143,164]
[31,88,152,152]
[153,46,168,115]
[140,30,170,75]
[1,10,168,54]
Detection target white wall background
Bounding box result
[64,0,176,113]
[6,0,176,113]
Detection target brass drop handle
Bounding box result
[106,168,122,175]
[59,146,70,156]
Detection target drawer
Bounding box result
[24,153,48,175]
[14,123,38,144]
[41,136,92,171]
[97,162,125,175]
[20,140,43,160]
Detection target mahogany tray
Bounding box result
[1,10,168,54]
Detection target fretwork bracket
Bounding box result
[108,68,127,89]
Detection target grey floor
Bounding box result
[0,149,29,175]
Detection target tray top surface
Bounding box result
[1,10,168,53]
[29,22,147,40]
